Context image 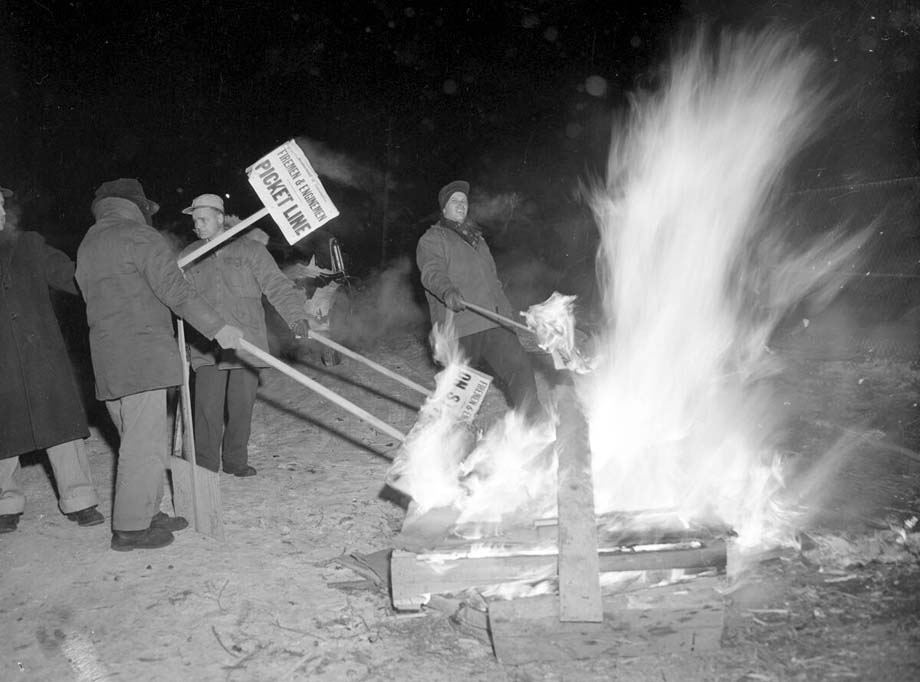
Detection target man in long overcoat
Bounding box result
[0,185,104,533]
[75,179,243,551]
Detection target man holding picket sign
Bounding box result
[179,193,312,477]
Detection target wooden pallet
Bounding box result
[390,382,728,662]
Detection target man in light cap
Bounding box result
[0,185,104,533]
[76,178,245,551]
[416,180,545,423]
[179,193,311,477]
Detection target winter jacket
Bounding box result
[0,230,88,458]
[416,221,513,338]
[75,197,225,400]
[179,235,308,369]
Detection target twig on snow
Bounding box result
[211,626,238,657]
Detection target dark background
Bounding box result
[1,0,918,280]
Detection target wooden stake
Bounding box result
[461,300,531,334]
[555,382,602,622]
[238,339,406,442]
[309,331,431,397]
[176,207,269,269]
[171,319,224,541]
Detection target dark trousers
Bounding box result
[193,365,260,473]
[459,327,544,422]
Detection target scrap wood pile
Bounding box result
[386,505,732,664]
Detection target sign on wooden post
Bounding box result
[246,139,340,245]
[178,140,339,269]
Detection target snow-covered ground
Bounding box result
[2,331,920,681]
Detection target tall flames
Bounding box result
[390,29,870,553]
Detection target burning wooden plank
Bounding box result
[390,538,727,611]
[489,576,725,664]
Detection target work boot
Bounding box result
[150,512,189,531]
[110,527,174,551]
[225,465,257,478]
[66,506,105,527]
[0,513,21,533]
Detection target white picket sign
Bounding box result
[246,139,339,245]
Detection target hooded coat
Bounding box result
[75,197,225,400]
[416,221,513,338]
[0,230,89,459]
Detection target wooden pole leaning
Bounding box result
[308,331,432,397]
[461,300,532,335]
[171,319,225,541]
[239,339,407,443]
[177,207,270,269]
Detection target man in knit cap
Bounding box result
[416,180,544,423]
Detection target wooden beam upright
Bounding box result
[555,382,603,622]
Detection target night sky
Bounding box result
[1,1,918,272]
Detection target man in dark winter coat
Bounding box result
[0,186,104,533]
[179,193,311,477]
[75,179,244,551]
[416,180,545,423]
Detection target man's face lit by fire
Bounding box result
[442,191,468,223]
[191,207,225,241]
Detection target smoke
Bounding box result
[335,255,427,348]
[469,190,520,225]
[581,28,871,549]
[295,137,384,192]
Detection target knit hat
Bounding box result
[182,193,225,215]
[93,178,160,215]
[0,186,12,199]
[438,180,469,210]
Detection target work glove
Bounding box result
[313,272,346,288]
[290,318,311,341]
[214,325,244,349]
[443,288,465,313]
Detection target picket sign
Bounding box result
[177,140,339,269]
[440,364,492,424]
[246,139,339,245]
[177,139,494,427]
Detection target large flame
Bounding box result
[584,29,869,549]
[388,318,557,525]
[392,28,871,554]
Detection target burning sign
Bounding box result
[441,365,492,424]
[246,139,339,245]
